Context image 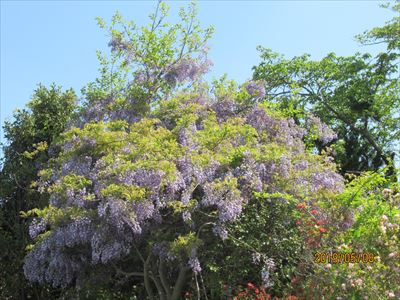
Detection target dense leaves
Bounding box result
[0,84,76,299]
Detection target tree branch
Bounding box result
[158,259,172,299]
[151,266,167,300]
[144,254,155,300]
[171,264,189,300]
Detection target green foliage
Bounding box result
[307,169,400,299]
[101,184,147,202]
[356,1,400,52]
[0,84,76,299]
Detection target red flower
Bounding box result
[311,209,318,215]
[319,227,328,233]
[297,203,306,209]
[316,220,323,225]
[255,288,259,294]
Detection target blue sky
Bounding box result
[0,0,394,145]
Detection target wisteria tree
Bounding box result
[23,2,345,299]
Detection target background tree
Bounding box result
[252,2,399,178]
[356,0,399,52]
[0,84,76,299]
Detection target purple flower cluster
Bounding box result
[91,226,132,264]
[54,217,93,248]
[108,35,130,52]
[164,58,212,86]
[261,257,275,288]
[29,218,47,239]
[62,156,93,177]
[188,256,202,274]
[308,114,337,144]
[233,157,264,194]
[246,81,266,99]
[153,243,177,261]
[310,171,345,193]
[203,178,244,223]
[245,107,306,149]
[24,217,94,287]
[212,224,228,240]
[65,188,91,208]
[340,212,354,230]
[212,99,236,123]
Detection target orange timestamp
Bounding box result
[314,252,376,264]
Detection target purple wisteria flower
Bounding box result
[188,256,202,274]
[164,58,212,86]
[153,243,177,262]
[261,257,275,287]
[213,225,228,240]
[246,80,266,98]
[311,171,345,193]
[308,114,337,144]
[29,218,47,239]
[108,35,130,52]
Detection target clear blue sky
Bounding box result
[0,0,395,145]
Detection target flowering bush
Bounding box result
[305,170,400,299]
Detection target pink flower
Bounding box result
[354,278,363,286]
[247,282,255,289]
[386,291,395,298]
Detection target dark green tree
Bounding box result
[0,84,76,299]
